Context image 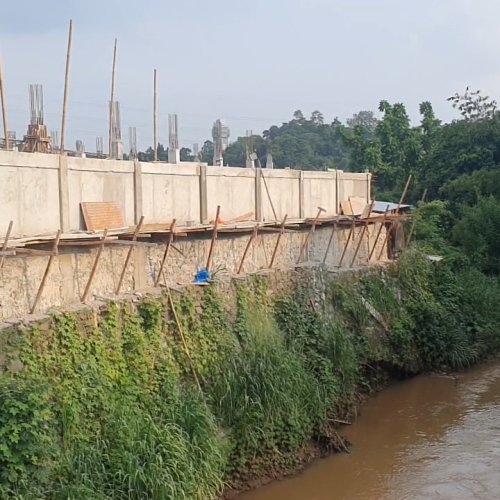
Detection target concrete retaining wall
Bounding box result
[0,223,388,322]
[0,151,371,238]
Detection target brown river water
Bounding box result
[241,359,500,500]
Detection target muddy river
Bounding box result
[241,359,500,500]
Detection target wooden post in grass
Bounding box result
[166,285,202,393]
[30,230,61,314]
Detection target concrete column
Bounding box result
[255,168,262,221]
[199,164,208,224]
[335,170,339,215]
[338,170,345,209]
[58,154,70,231]
[133,160,143,224]
[299,170,305,219]
[366,172,371,202]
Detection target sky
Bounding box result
[2,0,500,152]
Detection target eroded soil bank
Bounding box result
[241,358,500,500]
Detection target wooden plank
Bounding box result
[340,200,353,216]
[80,202,125,231]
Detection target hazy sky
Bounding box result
[2,0,500,152]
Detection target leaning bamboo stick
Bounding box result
[166,285,202,393]
[30,230,61,314]
[377,175,412,260]
[0,53,9,151]
[322,221,337,265]
[260,169,277,220]
[81,228,108,302]
[205,205,220,271]
[405,189,427,249]
[115,215,144,294]
[237,225,258,274]
[154,219,176,286]
[297,206,325,264]
[350,201,374,267]
[269,214,288,268]
[369,204,390,261]
[0,220,13,268]
[153,68,158,161]
[108,38,117,158]
[59,19,73,154]
[338,217,355,267]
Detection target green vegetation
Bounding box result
[2,247,500,498]
[4,88,500,498]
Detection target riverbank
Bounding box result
[1,250,500,498]
[241,357,500,499]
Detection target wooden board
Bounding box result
[80,202,126,231]
[340,200,353,216]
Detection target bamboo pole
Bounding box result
[297,206,325,264]
[322,221,337,265]
[0,220,13,268]
[30,230,61,314]
[115,215,144,294]
[81,229,108,302]
[0,53,9,151]
[338,217,355,267]
[377,175,412,260]
[153,68,158,161]
[350,201,374,267]
[205,205,220,271]
[269,214,288,268]
[260,169,277,220]
[166,285,202,393]
[59,19,73,154]
[154,219,176,286]
[369,204,390,261]
[405,189,427,249]
[108,38,117,158]
[237,225,258,274]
